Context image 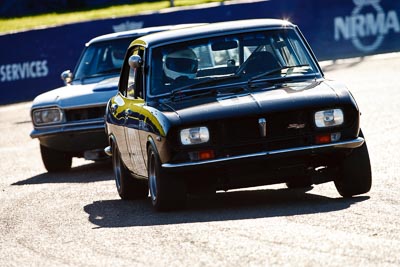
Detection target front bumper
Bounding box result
[30,121,107,152]
[162,137,364,190]
[30,120,104,138]
[162,137,364,169]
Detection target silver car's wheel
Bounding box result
[40,144,72,172]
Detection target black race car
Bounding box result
[105,19,372,211]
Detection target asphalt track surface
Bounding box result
[1,53,399,266]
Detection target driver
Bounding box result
[163,48,198,81]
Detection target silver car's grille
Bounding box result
[65,106,106,122]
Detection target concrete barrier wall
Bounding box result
[1,0,399,104]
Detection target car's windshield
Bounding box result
[74,37,132,80]
[149,28,321,96]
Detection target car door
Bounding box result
[121,46,147,177]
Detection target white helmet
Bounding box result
[163,49,198,80]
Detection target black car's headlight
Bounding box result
[32,107,64,126]
[314,109,344,128]
[180,127,209,145]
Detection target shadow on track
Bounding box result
[12,160,113,185]
[84,187,369,228]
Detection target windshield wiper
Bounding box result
[247,64,310,85]
[169,74,241,101]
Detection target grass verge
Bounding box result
[0,0,226,34]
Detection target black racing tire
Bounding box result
[147,145,186,211]
[112,142,148,200]
[334,131,372,197]
[40,144,72,172]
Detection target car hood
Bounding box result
[159,80,351,125]
[31,77,119,110]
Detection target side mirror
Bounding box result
[128,55,143,69]
[61,70,73,85]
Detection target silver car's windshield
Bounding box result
[150,28,320,96]
[74,38,131,80]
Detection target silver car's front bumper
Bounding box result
[31,120,107,152]
[30,120,104,138]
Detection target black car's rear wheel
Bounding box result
[147,145,186,211]
[334,131,372,197]
[112,142,148,200]
[40,144,72,172]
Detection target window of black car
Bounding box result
[74,37,131,80]
[149,28,320,97]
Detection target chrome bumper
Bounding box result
[30,121,104,138]
[162,137,364,169]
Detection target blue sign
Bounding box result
[1,0,399,104]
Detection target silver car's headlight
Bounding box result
[180,127,209,145]
[32,107,64,126]
[314,109,344,128]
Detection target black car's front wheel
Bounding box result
[334,131,372,197]
[112,142,148,200]
[40,144,72,172]
[147,145,186,211]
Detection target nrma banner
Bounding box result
[333,0,400,53]
[293,0,400,59]
[1,0,399,104]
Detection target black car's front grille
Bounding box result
[65,106,106,122]
[213,110,314,156]
[219,110,311,144]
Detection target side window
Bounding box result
[127,46,145,99]
[127,63,137,98]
